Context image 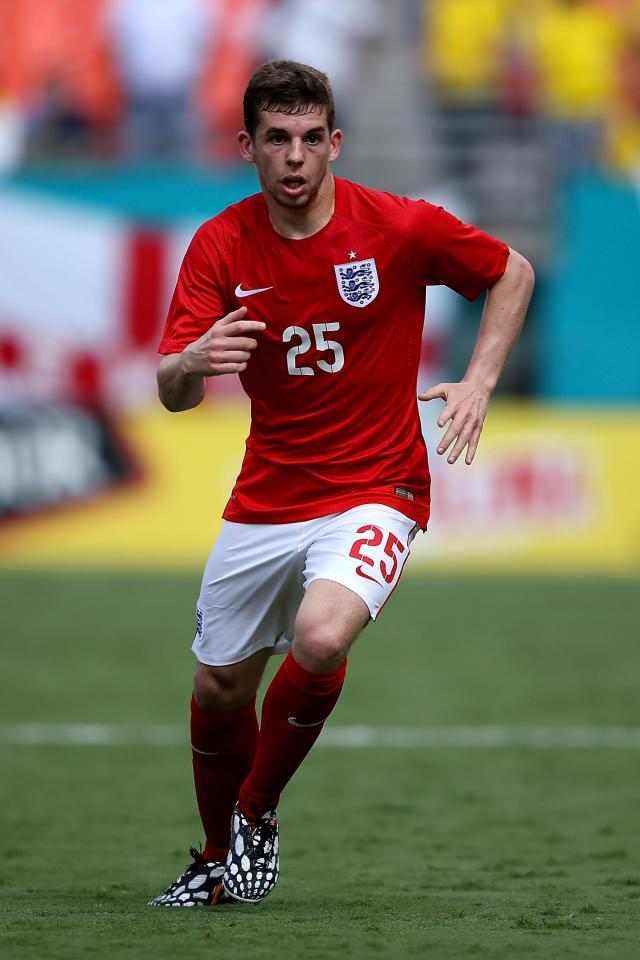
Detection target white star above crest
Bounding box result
[348,250,357,260]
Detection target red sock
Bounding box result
[237,652,347,817]
[190,694,259,861]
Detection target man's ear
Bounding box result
[329,128,343,163]
[237,131,255,164]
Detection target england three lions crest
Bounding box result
[334,258,379,308]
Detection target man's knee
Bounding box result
[293,579,370,672]
[193,663,257,713]
[293,612,350,673]
[193,646,270,712]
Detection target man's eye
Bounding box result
[305,136,320,145]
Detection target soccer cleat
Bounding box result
[222,805,279,902]
[148,847,234,907]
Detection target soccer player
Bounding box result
[149,60,534,907]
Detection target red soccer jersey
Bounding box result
[159,177,509,528]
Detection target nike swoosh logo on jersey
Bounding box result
[235,283,273,298]
[288,716,327,728]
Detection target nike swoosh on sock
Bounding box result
[287,716,327,728]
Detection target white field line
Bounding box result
[2,724,640,749]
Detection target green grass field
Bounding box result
[1,572,639,959]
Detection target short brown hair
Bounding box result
[243,60,335,138]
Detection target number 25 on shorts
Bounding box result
[349,524,406,585]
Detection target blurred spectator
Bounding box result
[423,0,508,190]
[0,92,26,174]
[426,0,505,107]
[198,0,274,159]
[499,6,538,121]
[529,0,623,173]
[0,0,120,160]
[262,0,383,124]
[605,6,640,174]
[104,0,216,161]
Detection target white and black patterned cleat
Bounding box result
[222,805,279,903]
[148,847,234,907]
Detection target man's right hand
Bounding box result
[157,307,266,412]
[181,307,266,378]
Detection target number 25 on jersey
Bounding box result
[283,322,344,376]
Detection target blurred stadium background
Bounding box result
[1,2,640,957]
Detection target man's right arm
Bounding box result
[157,306,266,412]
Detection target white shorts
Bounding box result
[192,503,420,667]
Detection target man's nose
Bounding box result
[286,139,304,164]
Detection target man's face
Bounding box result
[238,107,342,210]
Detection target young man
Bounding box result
[149,60,534,907]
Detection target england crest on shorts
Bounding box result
[334,258,379,308]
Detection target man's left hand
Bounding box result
[419,380,491,465]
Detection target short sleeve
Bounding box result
[158,224,228,353]
[408,201,510,301]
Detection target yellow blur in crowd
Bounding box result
[427,0,506,101]
[534,1,621,120]
[425,0,640,175]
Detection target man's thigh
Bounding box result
[301,504,419,622]
[193,519,305,667]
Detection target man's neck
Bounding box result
[267,173,336,240]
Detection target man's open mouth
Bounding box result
[281,177,306,191]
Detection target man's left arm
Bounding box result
[419,248,535,465]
